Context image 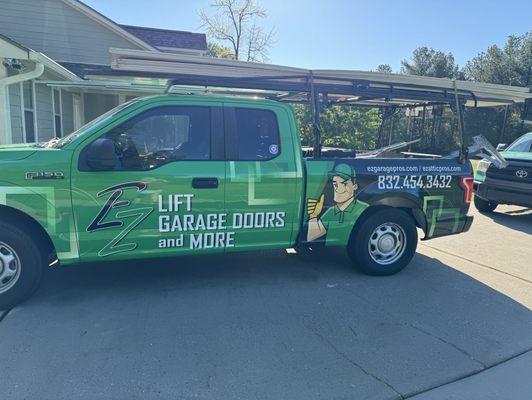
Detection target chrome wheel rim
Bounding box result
[368,223,406,265]
[0,242,21,294]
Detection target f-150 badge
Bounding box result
[25,171,64,180]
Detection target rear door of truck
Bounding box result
[222,101,303,251]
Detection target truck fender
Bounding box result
[0,183,75,262]
[357,190,427,232]
[0,204,56,261]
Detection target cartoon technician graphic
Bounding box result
[307,163,369,244]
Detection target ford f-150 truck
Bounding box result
[0,94,477,308]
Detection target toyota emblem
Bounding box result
[515,169,528,178]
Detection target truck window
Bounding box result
[506,134,532,153]
[101,106,211,170]
[234,108,280,160]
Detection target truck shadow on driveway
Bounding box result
[2,249,531,400]
[480,207,532,234]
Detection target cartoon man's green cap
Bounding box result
[328,163,356,181]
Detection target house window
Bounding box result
[21,81,36,142]
[53,89,63,137]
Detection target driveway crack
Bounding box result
[402,348,532,399]
[408,323,487,368]
[310,327,404,399]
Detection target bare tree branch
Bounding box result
[246,24,275,61]
[198,0,274,62]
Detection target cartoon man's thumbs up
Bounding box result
[307,194,325,219]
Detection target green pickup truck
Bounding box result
[0,94,477,308]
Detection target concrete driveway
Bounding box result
[1,205,531,400]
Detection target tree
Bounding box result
[463,32,531,87]
[401,47,460,78]
[198,0,275,62]
[376,64,393,73]
[292,104,380,150]
[397,47,463,153]
[462,32,532,145]
[320,107,381,150]
[206,42,235,59]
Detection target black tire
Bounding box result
[347,208,418,276]
[474,195,497,213]
[0,221,46,310]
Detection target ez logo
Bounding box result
[87,182,153,257]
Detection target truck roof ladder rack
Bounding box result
[110,48,532,159]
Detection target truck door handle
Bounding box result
[192,177,219,189]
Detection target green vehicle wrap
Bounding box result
[303,158,472,246]
[0,147,78,261]
[0,94,473,267]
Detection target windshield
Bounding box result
[505,133,532,153]
[52,99,139,149]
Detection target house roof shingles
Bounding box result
[120,25,207,51]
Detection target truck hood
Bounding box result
[500,151,532,162]
[0,143,38,161]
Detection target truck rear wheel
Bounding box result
[0,222,46,310]
[347,209,417,276]
[474,196,497,213]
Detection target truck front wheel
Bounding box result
[0,222,46,310]
[347,209,418,276]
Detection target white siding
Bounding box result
[0,0,143,65]
[8,80,74,143]
[35,83,54,141]
[61,90,74,135]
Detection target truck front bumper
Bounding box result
[474,179,532,208]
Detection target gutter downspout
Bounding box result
[0,62,45,145]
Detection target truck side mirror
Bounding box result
[86,138,119,171]
[496,143,507,151]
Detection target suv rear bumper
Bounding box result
[474,178,532,208]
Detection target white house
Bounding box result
[0,0,207,145]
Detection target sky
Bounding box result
[84,0,532,72]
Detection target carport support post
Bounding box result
[453,80,468,162]
[520,99,530,132]
[459,102,469,162]
[309,73,321,158]
[498,105,509,144]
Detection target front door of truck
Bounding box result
[71,102,226,262]
[223,104,301,251]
